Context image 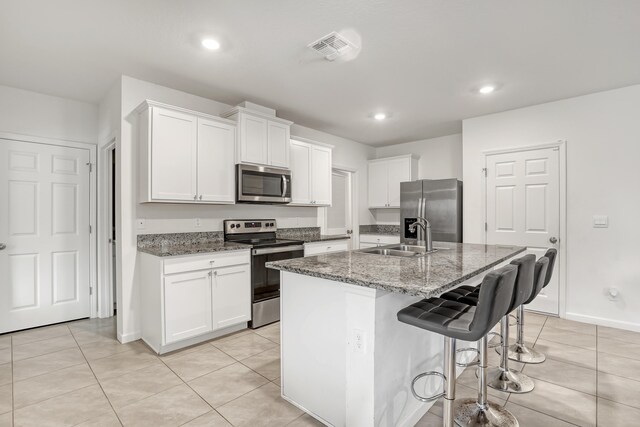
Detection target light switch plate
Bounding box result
[593,215,609,228]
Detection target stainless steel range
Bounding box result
[223,219,304,328]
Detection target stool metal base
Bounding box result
[508,343,546,364]
[486,367,534,394]
[454,398,519,427]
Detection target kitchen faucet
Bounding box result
[409,217,433,252]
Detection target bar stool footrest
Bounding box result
[411,371,447,402]
[487,331,502,348]
[455,347,480,367]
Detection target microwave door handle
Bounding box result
[281,175,287,198]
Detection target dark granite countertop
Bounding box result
[138,241,251,257]
[266,242,526,298]
[302,234,351,243]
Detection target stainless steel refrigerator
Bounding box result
[400,179,463,244]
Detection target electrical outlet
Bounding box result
[136,218,146,230]
[194,218,202,228]
[353,329,366,354]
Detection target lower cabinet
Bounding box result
[212,264,251,329]
[304,240,350,257]
[164,270,213,344]
[139,250,251,353]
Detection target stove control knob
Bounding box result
[230,224,235,229]
[235,223,241,228]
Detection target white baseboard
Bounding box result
[118,330,142,344]
[565,312,640,333]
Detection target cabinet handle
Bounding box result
[210,260,215,264]
[199,195,203,200]
[213,270,218,276]
[208,271,212,277]
[193,195,197,200]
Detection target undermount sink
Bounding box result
[359,248,418,257]
[358,244,439,257]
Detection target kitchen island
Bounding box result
[267,242,525,427]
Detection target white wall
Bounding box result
[0,85,97,143]
[463,84,640,331]
[371,134,463,224]
[115,75,375,341]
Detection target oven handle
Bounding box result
[252,245,304,256]
[281,175,288,198]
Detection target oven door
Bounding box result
[237,164,292,203]
[251,245,304,303]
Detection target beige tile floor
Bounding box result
[0,313,639,426]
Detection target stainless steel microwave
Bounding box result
[236,164,292,204]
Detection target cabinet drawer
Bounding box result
[163,250,250,275]
[304,240,349,257]
[359,234,400,246]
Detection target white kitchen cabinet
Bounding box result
[304,240,350,257]
[197,117,236,203]
[139,249,251,354]
[268,121,291,168]
[359,234,401,248]
[164,270,213,344]
[212,264,251,329]
[137,100,236,204]
[367,155,419,208]
[289,138,333,206]
[147,106,198,201]
[223,107,292,167]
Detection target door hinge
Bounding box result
[86,162,93,172]
[482,168,487,177]
[89,225,92,234]
[485,222,488,231]
[89,287,93,295]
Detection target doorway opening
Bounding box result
[324,168,354,237]
[109,146,116,315]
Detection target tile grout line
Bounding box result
[595,325,598,427]
[11,335,14,427]
[69,325,125,427]
[157,352,237,427]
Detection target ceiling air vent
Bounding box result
[308,32,357,61]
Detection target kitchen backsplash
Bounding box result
[276,227,321,240]
[137,231,224,248]
[359,224,401,235]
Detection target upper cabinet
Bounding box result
[222,106,293,168]
[289,138,332,206]
[137,101,236,204]
[367,155,419,208]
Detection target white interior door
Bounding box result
[0,139,91,333]
[486,146,560,315]
[325,169,352,235]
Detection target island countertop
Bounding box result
[267,241,526,298]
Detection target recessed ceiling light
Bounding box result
[374,113,387,121]
[478,85,496,95]
[201,38,221,50]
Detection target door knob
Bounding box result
[0,243,6,250]
[549,237,558,244]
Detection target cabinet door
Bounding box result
[367,161,388,208]
[240,114,268,165]
[164,270,212,344]
[289,140,312,204]
[311,145,332,205]
[151,107,197,201]
[197,118,235,203]
[386,157,412,208]
[267,121,290,167]
[212,265,251,329]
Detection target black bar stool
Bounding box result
[397,265,519,427]
[487,255,538,393]
[508,248,557,364]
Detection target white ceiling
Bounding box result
[1,0,639,146]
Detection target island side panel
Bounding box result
[280,271,349,426]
